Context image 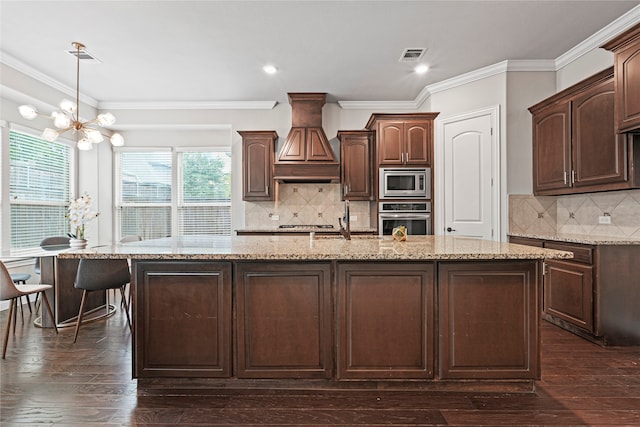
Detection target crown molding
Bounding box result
[506,60,556,72]
[337,99,419,110]
[555,4,640,70]
[99,100,277,110]
[1,51,99,108]
[111,123,232,131]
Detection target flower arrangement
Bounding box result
[67,193,100,240]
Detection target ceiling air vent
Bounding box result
[399,48,427,62]
[66,48,101,63]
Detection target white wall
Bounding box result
[556,48,614,91]
[506,71,556,194]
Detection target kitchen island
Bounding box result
[58,235,571,390]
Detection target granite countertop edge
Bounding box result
[56,235,573,261]
[509,232,640,245]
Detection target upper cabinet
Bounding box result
[239,131,278,201]
[529,68,639,195]
[338,130,374,201]
[601,23,640,133]
[366,113,439,167]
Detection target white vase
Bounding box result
[69,238,88,249]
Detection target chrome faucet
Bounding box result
[338,200,351,240]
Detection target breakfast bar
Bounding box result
[57,235,571,389]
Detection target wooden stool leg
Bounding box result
[12,299,18,334]
[18,296,24,323]
[3,298,16,359]
[40,292,58,335]
[24,295,32,314]
[119,286,132,332]
[73,290,88,343]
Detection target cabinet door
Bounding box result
[240,131,276,201]
[544,259,593,333]
[615,41,640,132]
[439,261,540,380]
[378,121,404,165]
[133,261,232,378]
[532,101,572,194]
[235,262,333,379]
[340,132,373,200]
[572,79,627,187]
[405,121,431,166]
[337,263,435,379]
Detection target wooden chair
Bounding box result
[1,261,58,359]
[72,259,132,343]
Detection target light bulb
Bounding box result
[263,65,278,74]
[60,99,77,114]
[110,133,124,147]
[42,128,59,142]
[97,112,116,126]
[414,64,429,74]
[19,105,38,120]
[51,111,71,129]
[84,128,104,144]
[77,138,93,151]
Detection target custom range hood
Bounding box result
[273,93,340,183]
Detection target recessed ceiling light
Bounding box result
[263,65,278,74]
[414,64,429,74]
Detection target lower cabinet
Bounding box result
[336,263,435,379]
[509,235,640,346]
[235,262,333,379]
[544,259,593,332]
[133,261,232,378]
[132,259,545,380]
[438,261,541,380]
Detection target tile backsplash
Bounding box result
[510,190,640,238]
[244,183,371,229]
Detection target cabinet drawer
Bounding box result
[509,236,544,247]
[544,242,593,265]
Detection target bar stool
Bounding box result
[1,261,58,358]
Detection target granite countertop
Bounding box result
[57,235,572,261]
[235,227,377,234]
[509,232,640,245]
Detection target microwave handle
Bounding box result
[419,175,424,191]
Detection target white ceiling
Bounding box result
[1,1,639,106]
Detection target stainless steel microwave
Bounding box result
[379,168,430,199]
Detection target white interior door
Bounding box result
[440,109,498,240]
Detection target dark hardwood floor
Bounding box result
[1,297,639,426]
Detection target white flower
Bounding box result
[67,193,100,239]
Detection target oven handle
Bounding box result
[379,213,431,220]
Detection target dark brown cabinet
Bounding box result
[531,100,571,192]
[509,235,640,346]
[133,261,232,378]
[602,23,640,133]
[235,262,333,379]
[366,113,438,166]
[338,130,374,200]
[239,130,277,201]
[438,261,541,380]
[530,68,637,195]
[544,259,593,333]
[336,263,435,379]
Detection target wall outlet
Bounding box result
[350,215,358,222]
[598,215,611,225]
[270,214,279,221]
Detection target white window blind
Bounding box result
[116,150,172,240]
[178,151,231,235]
[9,131,72,250]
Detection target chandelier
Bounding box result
[18,42,124,150]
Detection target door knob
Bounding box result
[446,227,456,232]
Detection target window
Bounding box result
[115,148,231,240]
[9,130,73,251]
